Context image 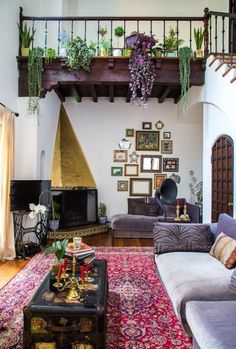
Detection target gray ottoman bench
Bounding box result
[186,300,236,349]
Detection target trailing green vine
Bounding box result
[179,47,193,114]
[66,37,93,71]
[28,47,44,118]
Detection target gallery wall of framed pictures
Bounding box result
[111,121,179,196]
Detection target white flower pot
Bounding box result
[113,49,122,57]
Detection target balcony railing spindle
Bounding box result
[71,20,74,40]
[44,20,48,51]
[189,20,192,49]
[84,20,87,42]
[222,16,225,59]
[215,15,218,53]
[57,20,60,55]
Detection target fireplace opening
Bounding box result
[52,188,98,229]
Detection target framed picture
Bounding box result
[161,140,173,154]
[140,155,162,173]
[124,164,139,176]
[154,174,167,189]
[163,131,171,139]
[163,158,179,172]
[155,120,164,130]
[136,131,159,151]
[117,180,128,191]
[142,122,152,130]
[126,129,134,137]
[129,178,152,197]
[111,166,123,176]
[113,150,128,162]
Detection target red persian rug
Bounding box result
[0,247,192,349]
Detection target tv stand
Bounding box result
[13,211,49,258]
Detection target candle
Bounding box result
[63,257,67,271]
[57,263,63,279]
[80,265,85,280]
[85,263,89,273]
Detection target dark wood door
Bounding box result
[211,135,234,222]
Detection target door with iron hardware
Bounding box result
[211,135,234,222]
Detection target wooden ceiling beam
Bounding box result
[158,86,172,103]
[91,85,97,102]
[109,85,114,103]
[54,87,65,102]
[71,86,81,102]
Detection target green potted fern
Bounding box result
[98,202,108,224]
[100,38,111,56]
[164,27,184,56]
[18,22,35,56]
[194,27,204,58]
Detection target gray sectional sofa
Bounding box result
[154,214,236,349]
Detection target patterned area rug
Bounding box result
[0,247,192,349]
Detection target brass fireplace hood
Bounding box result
[51,104,96,189]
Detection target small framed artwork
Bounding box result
[163,158,179,172]
[113,150,128,162]
[111,166,123,176]
[154,174,167,189]
[142,122,152,130]
[163,131,171,139]
[129,178,152,197]
[161,140,173,154]
[126,129,134,137]
[117,180,128,191]
[124,164,139,176]
[136,131,159,151]
[140,155,162,173]
[155,120,164,130]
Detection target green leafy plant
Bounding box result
[45,239,69,261]
[179,47,193,113]
[89,41,97,56]
[18,22,35,49]
[164,27,184,55]
[194,27,204,50]
[45,48,57,63]
[66,36,93,71]
[98,202,107,217]
[114,26,124,47]
[100,38,111,56]
[49,200,61,221]
[28,47,44,118]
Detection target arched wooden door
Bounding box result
[211,135,234,222]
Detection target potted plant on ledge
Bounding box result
[164,27,184,57]
[49,200,61,231]
[18,22,35,56]
[113,26,124,56]
[194,27,204,58]
[98,202,108,224]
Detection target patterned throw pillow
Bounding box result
[210,232,236,269]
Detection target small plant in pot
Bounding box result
[99,38,111,56]
[98,202,107,224]
[113,26,124,56]
[18,22,35,56]
[164,27,184,56]
[49,200,61,231]
[194,27,204,58]
[45,48,57,63]
[45,239,69,275]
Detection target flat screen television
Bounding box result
[10,180,51,212]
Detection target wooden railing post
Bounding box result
[19,7,23,56]
[204,7,210,57]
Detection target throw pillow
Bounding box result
[210,232,236,269]
[153,223,212,254]
[216,213,236,239]
[230,267,236,290]
[128,198,160,216]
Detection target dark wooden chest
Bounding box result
[23,259,107,349]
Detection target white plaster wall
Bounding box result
[201,57,236,222]
[64,98,202,218]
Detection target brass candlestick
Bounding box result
[175,204,181,221]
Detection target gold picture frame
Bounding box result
[129,178,152,196]
[113,150,128,162]
[136,131,159,151]
[117,180,128,191]
[161,140,173,154]
[154,174,167,189]
[124,164,139,176]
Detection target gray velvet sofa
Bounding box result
[111,197,200,238]
[154,214,236,349]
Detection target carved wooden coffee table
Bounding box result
[23,259,107,349]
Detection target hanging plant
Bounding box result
[179,46,193,114]
[128,33,157,107]
[28,47,44,118]
[66,36,93,71]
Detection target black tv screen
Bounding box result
[10,180,51,212]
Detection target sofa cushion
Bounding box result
[111,214,160,232]
[155,252,236,330]
[153,223,212,254]
[186,301,236,349]
[216,213,236,239]
[127,198,160,216]
[210,232,236,269]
